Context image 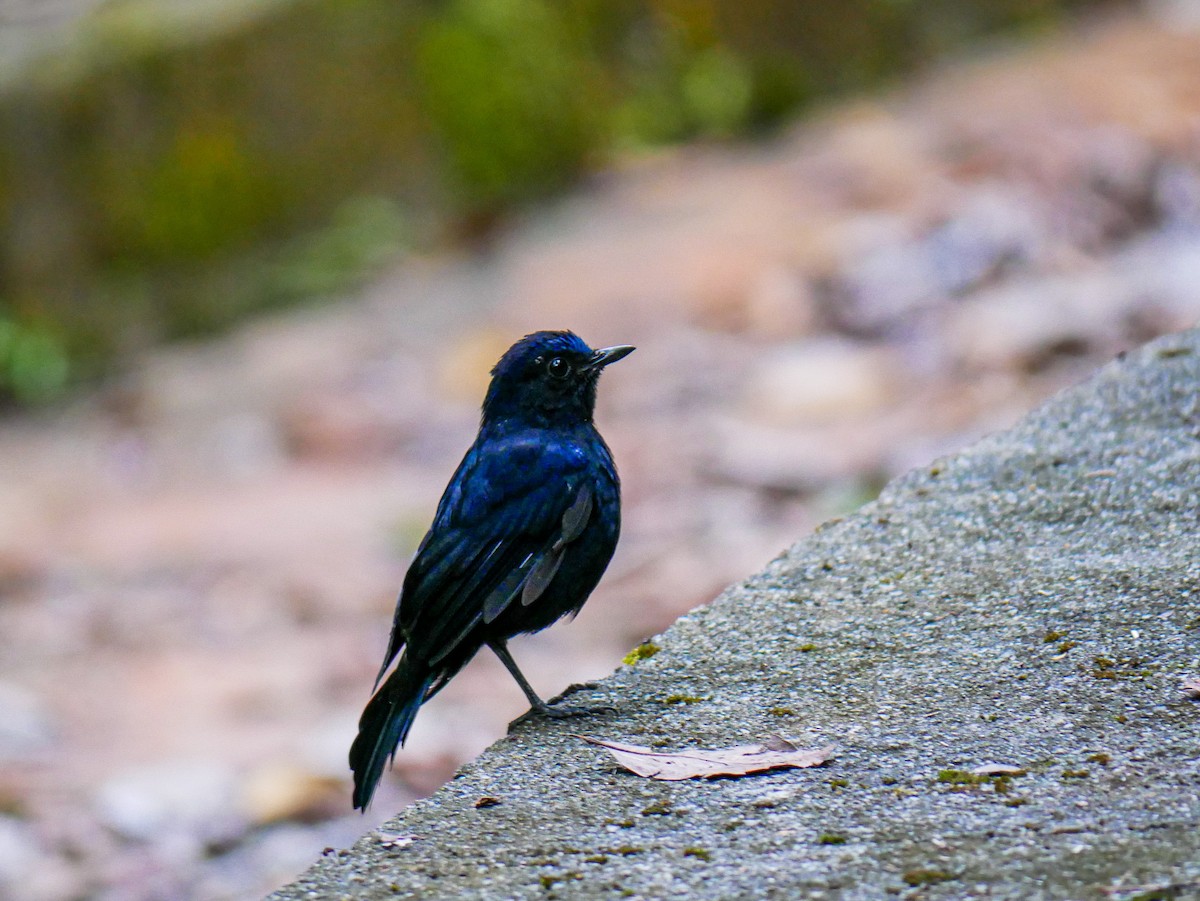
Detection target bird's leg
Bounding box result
[488,640,613,721]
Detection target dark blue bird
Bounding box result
[349,330,634,809]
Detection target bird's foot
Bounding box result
[542,682,616,718]
[538,701,615,719]
[508,700,615,731]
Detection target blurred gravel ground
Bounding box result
[2,10,1200,900]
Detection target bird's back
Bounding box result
[393,421,619,671]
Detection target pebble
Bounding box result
[0,681,55,761]
[0,816,81,901]
[239,764,344,827]
[742,338,900,424]
[94,760,244,845]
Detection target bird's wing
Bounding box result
[389,433,592,671]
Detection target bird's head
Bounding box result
[481,330,634,427]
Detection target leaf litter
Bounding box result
[580,735,834,781]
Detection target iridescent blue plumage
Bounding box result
[349,330,633,809]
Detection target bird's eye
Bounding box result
[546,356,571,379]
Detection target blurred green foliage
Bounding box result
[105,117,284,263]
[0,318,70,405]
[415,0,603,209]
[0,0,1114,404]
[268,195,410,301]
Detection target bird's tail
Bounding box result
[349,656,433,810]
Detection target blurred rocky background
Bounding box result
[3,0,1200,898]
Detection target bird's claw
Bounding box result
[539,702,615,719]
[508,700,615,731]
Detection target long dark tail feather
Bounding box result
[349,657,433,810]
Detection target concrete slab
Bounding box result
[271,331,1200,900]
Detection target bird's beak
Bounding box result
[586,344,635,371]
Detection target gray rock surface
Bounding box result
[270,331,1200,900]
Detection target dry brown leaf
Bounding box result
[580,735,834,781]
[1181,676,1200,699]
[1101,880,1200,897]
[971,764,1026,777]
